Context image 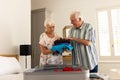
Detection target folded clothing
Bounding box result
[51,43,73,55]
[55,66,82,72]
[54,39,71,45]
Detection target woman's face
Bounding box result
[46,24,55,33]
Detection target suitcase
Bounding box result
[24,65,89,80]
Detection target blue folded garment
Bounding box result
[51,43,73,55]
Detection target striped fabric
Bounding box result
[69,22,98,70]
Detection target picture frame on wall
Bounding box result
[63,25,72,38]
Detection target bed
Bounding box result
[0,73,23,80]
[0,54,23,80]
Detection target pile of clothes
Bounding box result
[51,38,73,55]
[55,66,82,72]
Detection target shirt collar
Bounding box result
[74,21,84,30]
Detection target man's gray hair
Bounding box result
[70,11,81,19]
[44,19,55,27]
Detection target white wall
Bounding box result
[31,0,120,37]
[0,0,31,54]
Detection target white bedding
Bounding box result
[0,56,23,80]
[0,56,21,75]
[0,73,23,80]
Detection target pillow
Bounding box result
[0,56,21,75]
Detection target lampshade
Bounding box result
[20,45,31,55]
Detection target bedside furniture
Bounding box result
[63,55,72,65]
[62,51,72,65]
[19,44,32,71]
[19,55,31,71]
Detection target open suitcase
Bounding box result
[24,65,89,80]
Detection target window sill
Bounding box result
[99,60,120,63]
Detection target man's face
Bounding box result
[70,16,80,28]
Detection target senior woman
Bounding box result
[39,20,63,66]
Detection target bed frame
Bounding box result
[0,54,19,61]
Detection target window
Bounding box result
[97,7,120,61]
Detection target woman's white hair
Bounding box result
[70,11,81,19]
[44,19,55,27]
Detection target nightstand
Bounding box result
[19,55,31,71]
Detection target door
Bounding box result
[31,8,45,68]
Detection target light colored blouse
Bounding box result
[39,32,63,66]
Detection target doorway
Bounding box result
[31,8,45,67]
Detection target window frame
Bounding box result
[96,6,120,61]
